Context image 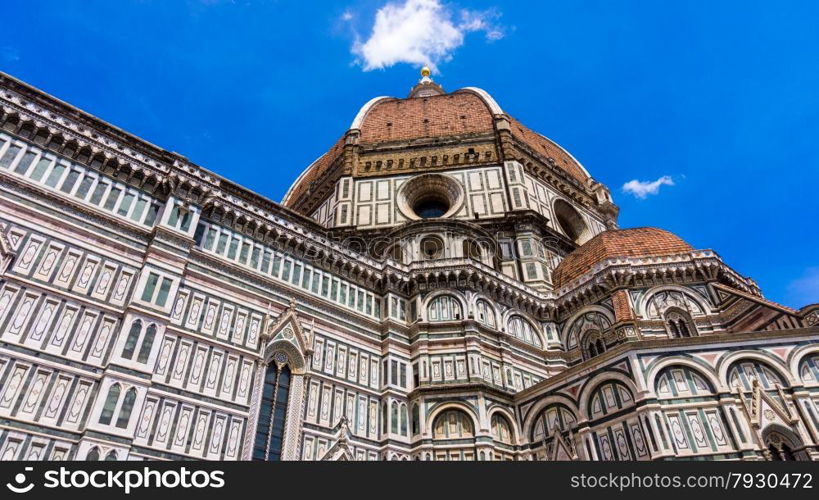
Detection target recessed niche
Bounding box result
[420,236,445,259]
[554,199,591,244]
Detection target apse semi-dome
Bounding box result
[552,227,694,288]
[282,73,596,216]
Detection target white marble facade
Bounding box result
[0,71,816,462]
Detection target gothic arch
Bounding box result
[423,289,468,309]
[431,408,476,441]
[577,372,639,420]
[521,394,586,444]
[487,406,519,445]
[426,401,480,437]
[422,290,467,322]
[561,305,614,350]
[663,307,698,338]
[716,351,794,389]
[263,340,307,374]
[521,394,581,440]
[470,294,500,327]
[761,423,809,461]
[639,285,711,319]
[504,314,544,348]
[500,308,540,332]
[489,410,517,445]
[579,329,606,360]
[788,345,819,383]
[86,446,101,461]
[261,306,313,375]
[644,356,723,394]
[245,306,311,460]
[652,365,717,400]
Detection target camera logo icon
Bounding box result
[6,467,34,494]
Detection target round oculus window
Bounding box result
[413,196,450,219]
[397,173,464,221]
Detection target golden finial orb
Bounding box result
[420,66,431,78]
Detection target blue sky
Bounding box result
[1,0,817,308]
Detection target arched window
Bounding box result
[581,330,605,360]
[115,388,137,428]
[85,447,100,461]
[420,236,444,260]
[762,427,807,461]
[427,295,462,322]
[252,359,292,461]
[433,409,474,439]
[588,381,634,420]
[507,316,543,348]
[798,354,819,383]
[531,403,577,443]
[664,309,697,338]
[121,320,142,359]
[566,311,612,350]
[411,404,420,435]
[136,324,157,363]
[400,404,408,436]
[644,290,707,319]
[655,366,713,399]
[462,239,482,262]
[727,360,786,391]
[391,401,399,434]
[389,244,403,263]
[104,450,118,461]
[491,414,514,444]
[99,384,121,425]
[474,299,496,328]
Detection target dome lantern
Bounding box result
[409,66,444,97]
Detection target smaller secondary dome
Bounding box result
[552,228,694,288]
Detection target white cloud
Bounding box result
[341,10,354,22]
[622,175,674,199]
[787,267,819,307]
[351,0,505,72]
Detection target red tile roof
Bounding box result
[508,117,589,184]
[358,92,495,143]
[552,228,694,287]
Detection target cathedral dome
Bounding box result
[552,228,694,288]
[281,74,593,212]
[356,91,495,144]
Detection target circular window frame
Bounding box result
[397,174,465,221]
[420,236,445,260]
